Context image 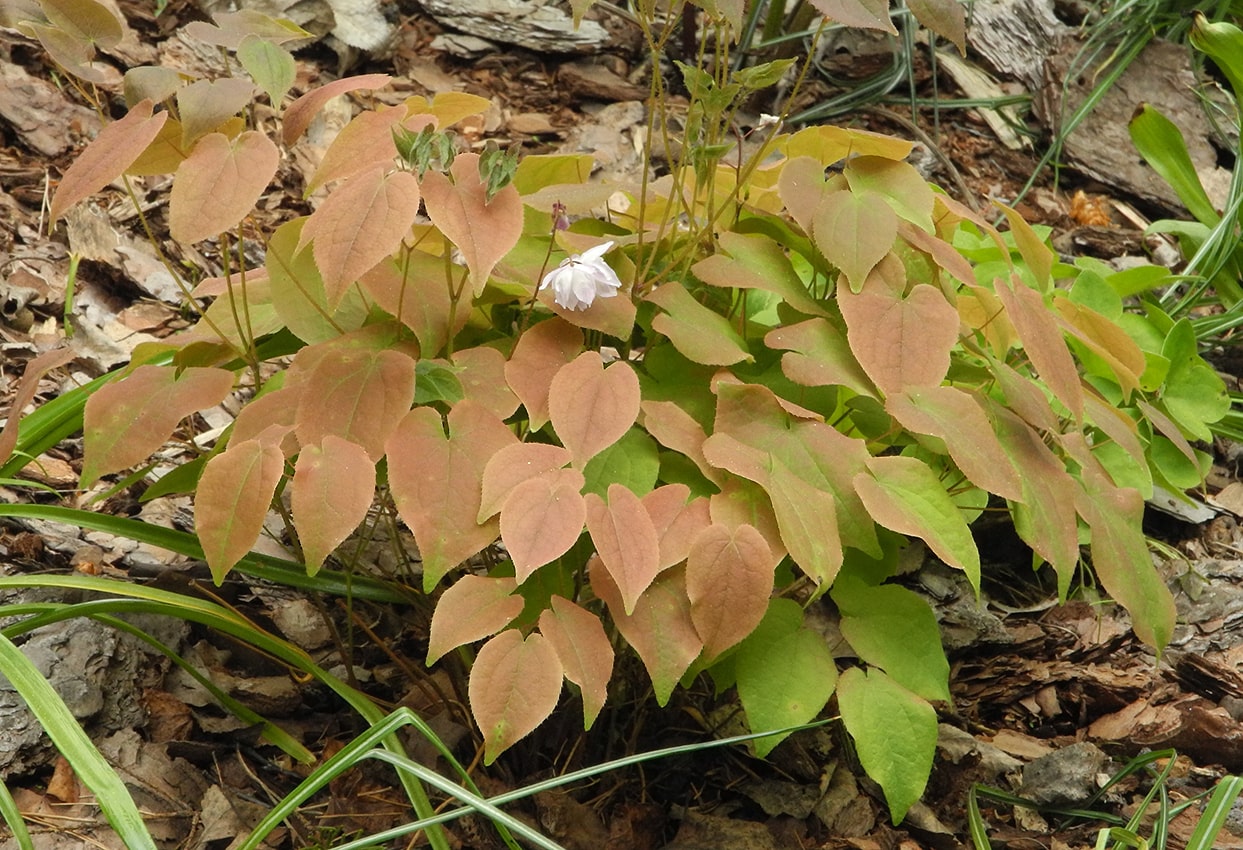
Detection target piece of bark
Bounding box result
[559,61,649,102]
[1035,38,1232,216]
[967,0,1069,90]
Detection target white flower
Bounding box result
[757,113,781,129]
[539,241,622,311]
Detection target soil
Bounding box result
[2,1,1243,849]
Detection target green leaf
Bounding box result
[1129,104,1219,226]
[647,281,753,366]
[832,580,950,701]
[837,667,937,823]
[581,427,660,498]
[237,35,296,106]
[852,456,981,591]
[414,360,466,405]
[735,599,836,757]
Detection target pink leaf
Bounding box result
[282,74,392,147]
[387,402,518,590]
[301,166,421,310]
[304,105,407,194]
[641,484,711,570]
[500,468,587,583]
[469,630,563,765]
[196,435,285,582]
[290,436,375,574]
[421,153,524,295]
[585,484,662,615]
[686,523,775,661]
[590,559,701,706]
[51,100,167,221]
[837,280,959,394]
[82,365,235,486]
[427,575,523,665]
[538,596,613,728]
[479,443,573,522]
[547,352,641,467]
[453,346,520,420]
[506,318,583,430]
[169,130,279,243]
[294,347,417,461]
[995,274,1084,420]
[812,189,898,291]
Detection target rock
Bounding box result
[1020,741,1109,805]
[420,0,611,54]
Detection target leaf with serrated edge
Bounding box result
[469,630,563,765]
[294,347,416,461]
[51,100,167,221]
[304,106,408,195]
[777,156,831,236]
[176,78,255,146]
[837,280,959,394]
[507,318,583,430]
[640,401,723,486]
[539,596,613,727]
[710,477,788,563]
[427,576,523,665]
[833,581,950,701]
[643,485,712,570]
[387,402,518,590]
[282,74,392,147]
[837,667,936,824]
[691,232,829,318]
[501,469,587,582]
[853,456,980,590]
[480,443,573,522]
[995,274,1084,420]
[885,386,1022,502]
[585,485,662,615]
[300,166,422,310]
[808,0,896,32]
[855,457,979,591]
[421,153,524,295]
[454,346,520,419]
[686,523,774,661]
[196,434,286,582]
[907,0,965,52]
[41,0,122,46]
[290,436,374,575]
[1075,466,1175,650]
[82,365,234,486]
[736,599,836,757]
[548,352,641,467]
[812,189,897,291]
[590,558,701,706]
[0,347,76,469]
[991,407,1080,594]
[647,281,752,366]
[845,157,935,232]
[169,131,279,243]
[360,252,464,356]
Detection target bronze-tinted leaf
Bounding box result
[282,74,392,147]
[50,100,167,221]
[421,153,524,295]
[538,596,613,727]
[885,386,1023,502]
[427,575,523,665]
[453,346,520,419]
[294,347,416,461]
[290,436,374,575]
[479,443,573,521]
[837,280,959,394]
[176,78,256,145]
[387,402,518,589]
[686,523,775,661]
[547,352,641,467]
[647,281,752,366]
[169,131,279,243]
[639,400,722,486]
[469,630,563,764]
[642,485,712,570]
[506,318,583,430]
[589,559,702,706]
[304,105,406,194]
[995,274,1083,420]
[585,484,662,614]
[807,0,896,32]
[764,318,875,396]
[300,166,422,310]
[82,365,235,486]
[500,468,588,583]
[196,435,285,582]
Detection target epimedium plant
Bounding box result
[5,0,1231,827]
